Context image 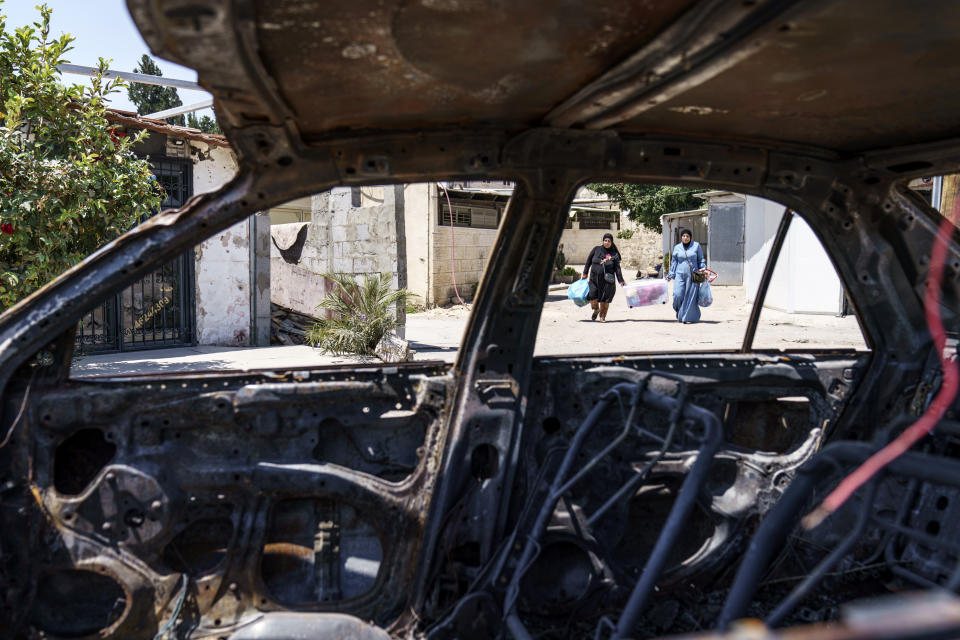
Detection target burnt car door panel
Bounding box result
[1,346,871,639]
[418,353,869,637]
[2,363,454,637]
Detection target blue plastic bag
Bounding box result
[567,278,590,307]
[698,281,713,307]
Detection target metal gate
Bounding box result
[671,212,709,259]
[707,201,745,285]
[75,158,195,354]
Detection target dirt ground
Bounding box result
[73,285,868,377]
[406,284,868,360]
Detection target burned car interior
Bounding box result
[2,0,960,639]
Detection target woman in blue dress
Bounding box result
[666,228,707,324]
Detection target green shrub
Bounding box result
[561,266,579,276]
[305,273,417,355]
[0,4,163,309]
[616,229,634,240]
[553,244,567,274]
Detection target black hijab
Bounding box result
[679,228,693,249]
[601,232,620,258]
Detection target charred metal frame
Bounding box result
[719,440,960,628]
[742,208,794,353]
[2,0,960,636]
[1,125,958,637]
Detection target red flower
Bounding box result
[1,224,13,235]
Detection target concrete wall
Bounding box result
[192,145,271,346]
[403,182,496,306]
[328,187,399,279]
[271,221,327,317]
[250,213,272,346]
[560,227,612,265]
[193,145,249,345]
[194,217,252,346]
[432,226,498,305]
[270,186,403,318]
[403,183,433,305]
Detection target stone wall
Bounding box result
[559,219,661,272]
[615,220,663,271]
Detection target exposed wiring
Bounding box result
[153,574,189,640]
[803,204,960,530]
[437,183,469,308]
[0,367,39,450]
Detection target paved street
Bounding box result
[73,285,867,377]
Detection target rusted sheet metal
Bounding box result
[616,0,960,151]
[545,0,813,129]
[127,0,960,153]
[127,0,698,135]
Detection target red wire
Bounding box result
[804,200,960,530]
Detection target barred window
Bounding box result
[575,210,619,230]
[439,201,500,229]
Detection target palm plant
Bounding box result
[305,273,417,355]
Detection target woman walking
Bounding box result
[666,228,706,324]
[581,232,626,322]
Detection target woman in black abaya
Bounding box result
[580,232,626,322]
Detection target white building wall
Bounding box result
[191,145,256,345]
[744,195,843,314]
[744,196,785,304]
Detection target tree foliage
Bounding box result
[128,54,222,133]
[127,54,184,125]
[305,272,416,355]
[0,4,163,310]
[589,184,707,233]
[187,111,221,134]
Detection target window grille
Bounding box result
[575,210,619,230]
[439,202,500,229]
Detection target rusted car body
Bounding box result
[1,0,959,638]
